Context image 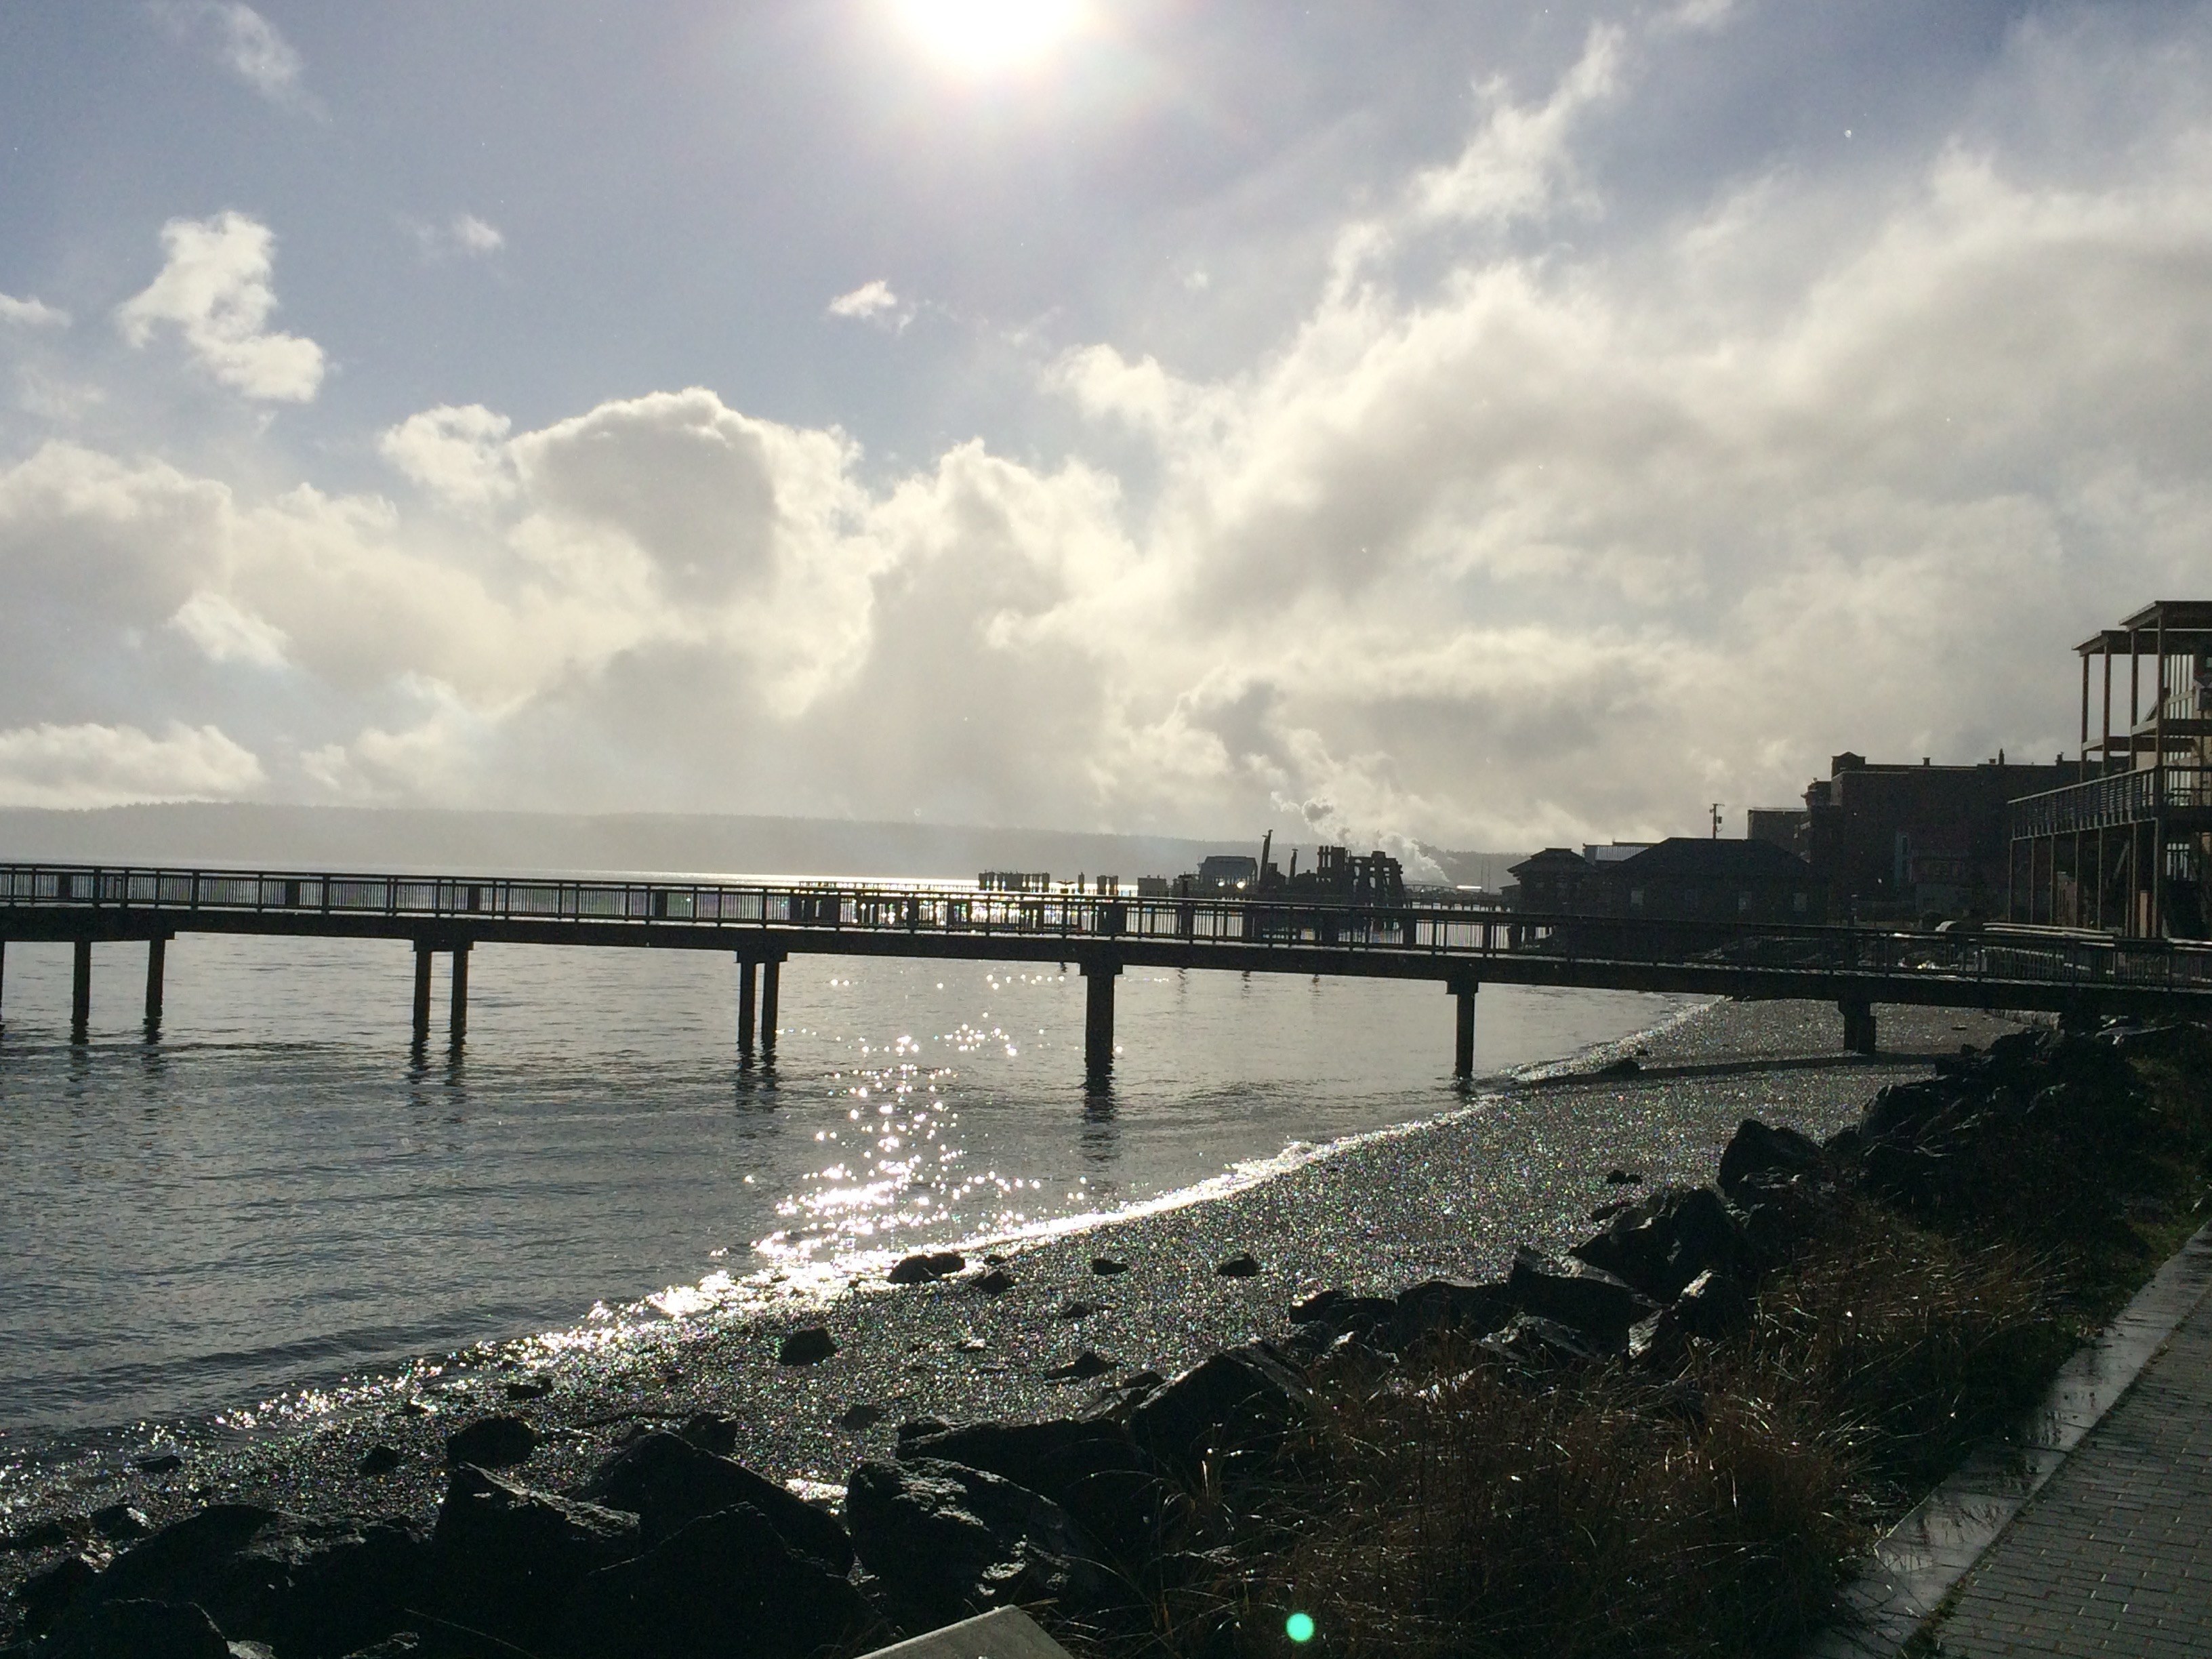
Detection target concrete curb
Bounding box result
[1803,1218,2212,1658]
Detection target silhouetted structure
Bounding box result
[1804,753,2071,922]
[2008,600,2212,937]
[1508,838,1824,924]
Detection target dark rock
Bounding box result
[1392,1278,1515,1344]
[779,1326,838,1366]
[1673,1267,1753,1339]
[429,1466,638,1653]
[898,1418,1171,1559]
[1605,1168,1644,1185]
[52,1504,428,1659]
[1128,1343,1311,1475]
[1570,1185,1749,1303]
[442,1414,537,1469]
[888,1251,968,1286]
[974,1268,1018,1295]
[89,1505,149,1542]
[679,1411,739,1454]
[1215,1252,1261,1277]
[1594,1056,1642,1078]
[3,1515,78,1553]
[840,1403,886,1431]
[357,1446,402,1477]
[1629,1269,1753,1370]
[501,1374,552,1400]
[1589,1200,1630,1223]
[577,1431,853,1570]
[17,1552,102,1635]
[896,1418,954,1446]
[1058,1299,1101,1319]
[1291,1290,1399,1342]
[1043,1351,1117,1382]
[564,1503,872,1659]
[334,1638,419,1658]
[1506,1250,1656,1353]
[1717,1119,1827,1203]
[845,1457,1100,1629]
[38,1598,230,1659]
[1479,1314,1610,1370]
[134,1452,185,1476]
[1090,1257,1130,1275]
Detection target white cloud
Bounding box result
[116,212,325,402]
[0,721,264,808]
[0,292,69,329]
[826,280,915,330]
[153,3,309,108]
[405,211,506,261]
[380,404,517,506]
[1408,24,1626,231]
[169,590,290,668]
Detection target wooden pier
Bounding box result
[5,862,2212,1079]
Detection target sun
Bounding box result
[890,0,1090,75]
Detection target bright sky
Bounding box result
[1,2,2207,863]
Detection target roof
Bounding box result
[2077,601,2212,655]
[1613,837,1814,879]
[1509,847,1595,878]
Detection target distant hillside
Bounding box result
[0,803,1528,894]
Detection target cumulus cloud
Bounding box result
[380,405,517,507]
[152,2,309,108]
[116,212,325,402]
[169,590,289,668]
[0,293,69,329]
[11,8,2212,853]
[0,721,264,808]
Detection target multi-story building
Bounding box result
[2008,600,2212,937]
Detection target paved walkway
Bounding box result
[1928,1272,2212,1656]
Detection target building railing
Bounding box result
[7,861,2212,995]
[2010,766,2212,838]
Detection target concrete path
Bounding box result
[1927,1256,2212,1657]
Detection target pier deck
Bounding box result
[5,862,2212,1076]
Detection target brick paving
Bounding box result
[1929,1279,2212,1656]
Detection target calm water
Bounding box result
[0,928,1698,1437]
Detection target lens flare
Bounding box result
[1286,1611,1317,1643]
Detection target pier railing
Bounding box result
[2010,765,2212,838]
[7,861,2212,994]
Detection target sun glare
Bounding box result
[892,0,1089,75]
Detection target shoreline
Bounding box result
[0,997,2032,1595]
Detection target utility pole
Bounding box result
[1710,802,1724,839]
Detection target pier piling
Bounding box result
[412,943,434,1044]
[1082,959,1120,1078]
[1450,976,1479,1080]
[70,939,91,1042]
[737,957,758,1059]
[760,956,781,1056]
[1841,997,1877,1055]
[144,935,166,1032]
[449,944,471,1044]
